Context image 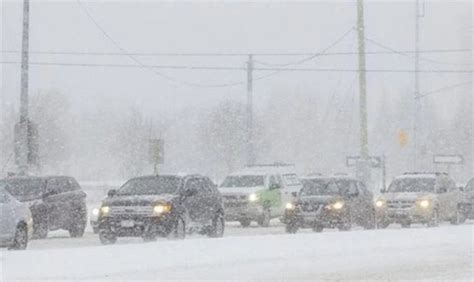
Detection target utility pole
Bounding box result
[17,0,30,175]
[356,0,371,188]
[246,54,255,166]
[413,0,423,171]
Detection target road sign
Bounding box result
[149,139,164,165]
[433,154,463,165]
[346,156,382,168]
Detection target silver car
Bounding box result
[0,183,33,250]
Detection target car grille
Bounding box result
[223,195,248,208]
[386,200,415,209]
[301,202,323,213]
[109,206,153,216]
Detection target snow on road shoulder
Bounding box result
[2,225,473,281]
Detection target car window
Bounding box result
[46,178,70,194]
[283,174,301,186]
[357,182,369,196]
[2,178,44,200]
[0,186,10,204]
[68,178,81,191]
[186,178,205,195]
[268,175,278,188]
[466,179,474,192]
[220,175,265,188]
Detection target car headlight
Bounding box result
[332,201,344,210]
[375,200,385,208]
[153,204,171,215]
[248,193,259,202]
[100,206,110,214]
[285,202,295,210]
[92,208,100,216]
[418,199,430,208]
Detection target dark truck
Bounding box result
[0,176,87,239]
[97,174,225,244]
[283,176,375,233]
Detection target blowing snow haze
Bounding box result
[0,1,472,183]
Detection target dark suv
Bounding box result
[0,176,87,239]
[283,176,375,233]
[97,174,224,244]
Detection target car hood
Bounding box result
[298,195,341,204]
[102,194,176,206]
[380,192,434,201]
[218,186,264,196]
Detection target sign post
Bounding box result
[149,139,164,174]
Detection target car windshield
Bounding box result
[220,175,265,188]
[387,178,435,193]
[299,179,331,196]
[0,178,44,199]
[117,176,181,195]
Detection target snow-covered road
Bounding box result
[1,223,472,281]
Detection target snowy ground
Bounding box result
[1,221,473,281]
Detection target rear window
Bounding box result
[220,175,265,188]
[1,178,44,200]
[300,179,330,196]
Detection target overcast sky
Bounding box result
[1,0,472,119]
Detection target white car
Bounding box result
[219,164,302,227]
[0,182,33,250]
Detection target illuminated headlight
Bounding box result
[418,199,430,208]
[153,204,171,214]
[332,201,344,210]
[375,200,385,208]
[285,202,295,210]
[92,208,100,216]
[248,193,259,202]
[100,206,110,214]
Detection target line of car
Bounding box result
[1,165,473,250]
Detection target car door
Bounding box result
[0,188,16,242]
[44,177,71,228]
[183,177,207,224]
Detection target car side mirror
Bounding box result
[437,188,447,194]
[184,187,197,197]
[107,189,117,197]
[269,183,281,190]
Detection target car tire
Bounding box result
[376,220,390,229]
[168,216,186,240]
[257,209,271,227]
[401,222,411,228]
[450,209,466,225]
[285,221,299,234]
[8,223,28,250]
[239,219,251,228]
[427,209,439,228]
[312,224,324,233]
[99,228,117,245]
[68,222,86,238]
[208,212,225,238]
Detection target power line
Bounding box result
[2,61,472,73]
[254,27,355,67]
[365,36,473,67]
[1,48,472,57]
[76,0,244,88]
[416,81,472,99]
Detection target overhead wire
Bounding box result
[75,0,245,88]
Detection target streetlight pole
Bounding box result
[18,0,30,175]
[246,54,255,166]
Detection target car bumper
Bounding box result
[224,204,264,221]
[376,207,434,224]
[282,208,346,228]
[98,214,174,237]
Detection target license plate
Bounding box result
[121,220,135,227]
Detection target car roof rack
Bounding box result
[403,172,448,176]
[245,162,295,168]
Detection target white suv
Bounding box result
[0,183,33,250]
[219,164,302,227]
